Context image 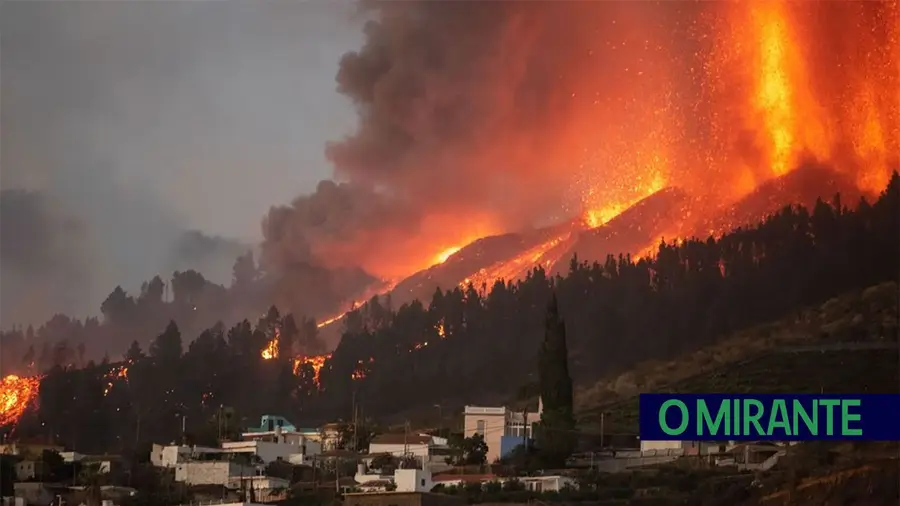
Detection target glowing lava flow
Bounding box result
[261,328,280,360]
[293,354,331,387]
[256,327,331,388]
[433,246,463,264]
[751,0,801,177]
[461,232,574,289]
[582,172,667,228]
[309,1,897,349]
[0,374,41,427]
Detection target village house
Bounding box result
[151,414,321,468]
[60,452,126,475]
[344,468,466,506]
[0,441,64,459]
[13,459,48,481]
[712,441,787,471]
[462,398,542,463]
[431,472,576,493]
[367,433,450,470]
[174,460,257,486]
[293,422,342,450]
[228,475,292,502]
[639,439,725,455]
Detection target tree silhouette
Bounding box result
[3,174,898,455]
[534,293,576,467]
[150,321,182,362]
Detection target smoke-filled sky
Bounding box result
[2,0,896,327]
[1,1,364,323]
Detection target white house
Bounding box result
[394,468,434,493]
[227,426,321,464]
[368,434,433,460]
[59,452,120,474]
[519,475,576,493]
[294,423,342,451]
[174,461,257,486]
[366,433,453,471]
[432,473,575,492]
[463,398,543,463]
[152,426,321,469]
[638,440,684,453]
[151,444,220,468]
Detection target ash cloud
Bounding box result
[0,191,93,326]
[262,1,688,281]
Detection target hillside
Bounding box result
[3,176,896,455]
[577,282,899,433]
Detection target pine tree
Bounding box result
[535,293,577,467]
[125,340,145,362]
[150,321,183,362]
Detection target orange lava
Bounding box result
[433,246,463,265]
[292,354,332,387]
[102,364,129,396]
[261,328,280,360]
[0,374,41,427]
[461,232,574,290]
[320,2,898,332]
[351,357,375,380]
[583,171,667,228]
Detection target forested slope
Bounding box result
[3,174,898,456]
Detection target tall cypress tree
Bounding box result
[536,293,577,467]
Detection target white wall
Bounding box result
[174,461,255,486]
[14,461,36,481]
[522,476,575,492]
[220,440,313,464]
[395,469,433,493]
[639,440,685,452]
[151,444,223,468]
[151,444,189,468]
[155,437,319,469]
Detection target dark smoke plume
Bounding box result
[262,0,899,319]
[262,1,683,294]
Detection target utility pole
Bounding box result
[403,420,410,466]
[522,409,528,450]
[352,391,358,452]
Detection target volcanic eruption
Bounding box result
[259,0,897,330]
[2,0,898,429]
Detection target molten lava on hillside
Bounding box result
[1,374,41,427]
[260,1,897,326]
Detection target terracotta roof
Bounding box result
[370,434,432,445]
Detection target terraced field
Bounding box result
[580,346,900,433]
